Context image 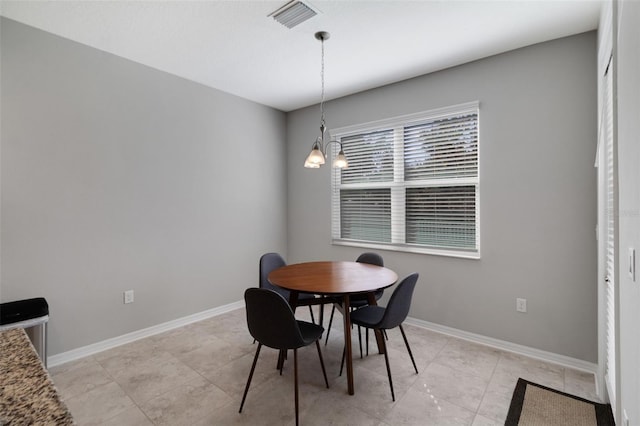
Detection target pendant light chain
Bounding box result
[320,35,326,133]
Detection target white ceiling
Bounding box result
[0,0,601,112]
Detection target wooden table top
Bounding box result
[268,261,398,295]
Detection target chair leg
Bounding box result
[357,326,363,358]
[294,348,299,426]
[339,345,345,376]
[366,328,369,356]
[380,335,395,401]
[399,324,419,374]
[239,343,262,413]
[324,305,336,346]
[308,306,315,324]
[315,340,329,388]
[278,349,286,375]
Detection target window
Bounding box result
[331,102,479,258]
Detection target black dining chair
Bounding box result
[259,252,318,323]
[324,252,385,355]
[341,272,420,401]
[240,288,329,425]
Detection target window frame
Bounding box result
[330,101,480,259]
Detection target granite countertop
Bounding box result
[0,328,74,425]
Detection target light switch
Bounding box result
[629,248,636,282]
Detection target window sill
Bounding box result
[332,239,481,260]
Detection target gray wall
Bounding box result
[0,18,288,355]
[1,17,600,364]
[287,32,598,362]
[616,0,640,422]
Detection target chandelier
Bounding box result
[304,31,348,169]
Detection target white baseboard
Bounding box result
[47,300,244,367]
[48,302,599,386]
[405,317,599,374]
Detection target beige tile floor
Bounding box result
[49,305,599,426]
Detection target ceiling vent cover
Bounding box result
[269,1,317,29]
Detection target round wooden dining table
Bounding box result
[268,261,398,395]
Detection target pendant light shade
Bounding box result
[332,149,348,168]
[305,139,326,166]
[304,160,321,168]
[304,31,348,169]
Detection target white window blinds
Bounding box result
[405,186,477,249]
[404,115,478,180]
[340,189,391,243]
[331,102,480,257]
[340,130,395,184]
[603,63,617,407]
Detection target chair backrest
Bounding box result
[244,288,306,350]
[356,252,384,267]
[379,273,419,329]
[356,252,385,300]
[259,252,288,296]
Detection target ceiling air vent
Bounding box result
[269,1,317,29]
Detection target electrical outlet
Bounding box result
[516,298,527,313]
[124,290,134,304]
